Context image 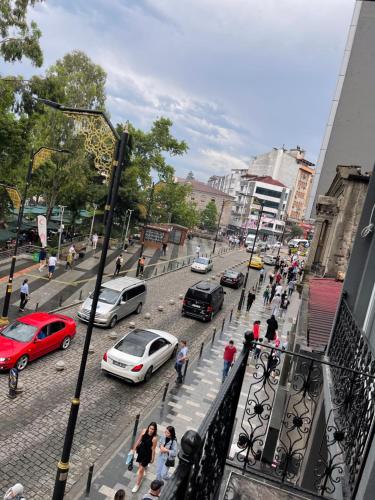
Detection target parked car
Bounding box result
[256,242,270,253]
[0,312,76,371]
[101,328,178,383]
[220,270,245,288]
[288,238,309,248]
[182,281,225,321]
[191,257,213,273]
[78,277,146,328]
[248,255,264,270]
[263,254,277,266]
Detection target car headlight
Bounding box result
[0,357,10,362]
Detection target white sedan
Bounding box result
[101,328,178,383]
[191,257,213,273]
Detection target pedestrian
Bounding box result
[141,479,164,499]
[175,340,188,383]
[253,320,262,359]
[131,422,158,493]
[288,279,295,297]
[275,272,282,284]
[114,490,125,500]
[156,426,178,481]
[162,242,167,256]
[269,283,277,303]
[3,483,25,500]
[259,268,265,286]
[66,252,73,270]
[263,286,270,305]
[265,314,278,342]
[114,254,124,276]
[48,254,57,280]
[69,244,76,260]
[275,283,283,295]
[138,255,146,277]
[38,247,47,272]
[19,279,29,312]
[246,288,256,312]
[92,233,98,250]
[280,292,290,317]
[195,245,200,258]
[271,293,281,317]
[269,272,274,285]
[222,339,237,382]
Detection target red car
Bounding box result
[0,312,77,371]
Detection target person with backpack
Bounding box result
[156,426,178,481]
[114,254,124,276]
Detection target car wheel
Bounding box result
[135,303,142,314]
[61,336,71,350]
[144,366,153,382]
[171,344,178,359]
[16,355,29,371]
[109,315,117,329]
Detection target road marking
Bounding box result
[98,485,116,498]
[185,400,200,407]
[168,401,183,409]
[175,413,192,422]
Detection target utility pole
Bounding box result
[88,203,97,244]
[56,205,67,262]
[212,199,227,255]
[123,209,133,250]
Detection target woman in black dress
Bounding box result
[265,314,278,342]
[131,422,158,493]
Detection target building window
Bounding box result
[255,187,282,198]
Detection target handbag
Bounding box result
[165,457,175,468]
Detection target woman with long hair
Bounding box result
[156,426,178,481]
[131,422,158,493]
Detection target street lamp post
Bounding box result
[56,205,67,262]
[277,215,287,259]
[0,147,70,326]
[237,199,264,311]
[37,99,132,500]
[123,209,133,250]
[137,182,155,277]
[88,203,97,244]
[212,199,229,255]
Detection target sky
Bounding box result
[1,0,355,181]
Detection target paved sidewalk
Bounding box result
[68,271,300,500]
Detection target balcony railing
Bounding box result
[161,326,375,500]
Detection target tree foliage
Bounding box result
[186,170,195,180]
[0,0,43,66]
[151,181,199,228]
[287,223,304,240]
[200,200,218,232]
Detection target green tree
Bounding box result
[186,171,195,180]
[200,200,218,232]
[287,223,304,240]
[0,0,43,66]
[152,181,199,228]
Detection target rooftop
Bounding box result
[308,278,342,349]
[175,177,233,197]
[240,174,287,188]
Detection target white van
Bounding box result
[245,234,256,247]
[288,239,309,249]
[78,277,147,328]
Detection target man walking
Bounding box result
[175,340,188,383]
[288,279,295,297]
[92,233,98,250]
[138,254,146,277]
[114,254,124,276]
[48,254,57,280]
[271,293,281,317]
[195,245,200,258]
[19,279,29,312]
[142,480,164,499]
[246,288,256,312]
[259,268,265,286]
[222,340,237,382]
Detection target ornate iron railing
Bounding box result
[161,332,252,500]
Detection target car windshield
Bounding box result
[224,271,238,278]
[90,287,119,304]
[194,258,209,265]
[1,321,37,342]
[186,289,209,302]
[115,329,158,357]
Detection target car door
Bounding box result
[148,338,170,369]
[208,259,213,271]
[47,321,66,352]
[118,290,129,319]
[126,285,145,314]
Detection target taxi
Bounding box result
[248,255,264,270]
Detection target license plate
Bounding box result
[112,360,126,368]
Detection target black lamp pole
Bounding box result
[0,147,70,326]
[212,199,226,255]
[237,200,264,311]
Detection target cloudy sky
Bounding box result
[1,0,355,180]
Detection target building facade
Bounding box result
[175,177,233,227]
[288,162,315,221]
[306,165,369,278]
[307,0,375,217]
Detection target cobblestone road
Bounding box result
[0,247,259,499]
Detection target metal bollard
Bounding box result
[182,260,185,266]
[221,317,225,333]
[85,464,94,497]
[154,267,158,276]
[130,414,140,449]
[183,359,189,379]
[199,342,204,359]
[35,302,39,312]
[229,309,233,322]
[163,265,166,273]
[79,290,82,301]
[162,383,169,402]
[59,296,63,307]
[211,327,216,344]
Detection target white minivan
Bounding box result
[245,234,256,248]
[78,277,147,328]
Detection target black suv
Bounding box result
[182,281,225,321]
